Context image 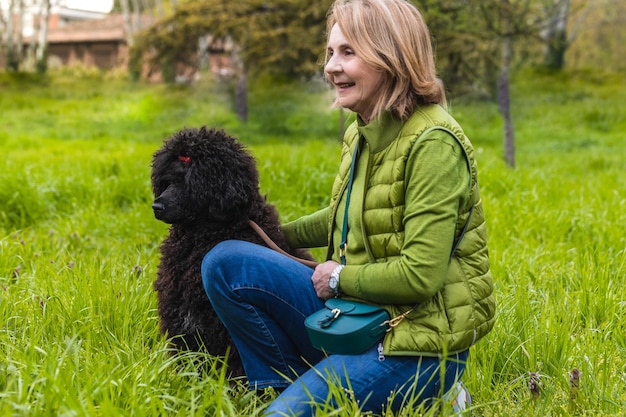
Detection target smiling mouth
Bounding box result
[336,82,355,89]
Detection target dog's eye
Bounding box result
[177,156,191,163]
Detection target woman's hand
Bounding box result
[312,261,341,300]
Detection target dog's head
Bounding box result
[151,126,260,225]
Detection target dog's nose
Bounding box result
[152,202,165,216]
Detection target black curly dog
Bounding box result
[151,126,314,377]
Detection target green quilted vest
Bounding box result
[328,105,496,356]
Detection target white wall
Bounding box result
[0,1,113,14]
[0,0,113,37]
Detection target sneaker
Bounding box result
[443,381,472,414]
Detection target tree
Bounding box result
[36,0,51,73]
[540,0,570,69]
[118,0,163,46]
[472,0,552,168]
[0,0,25,71]
[1,0,54,73]
[119,0,135,46]
[539,0,624,71]
[132,0,331,121]
[414,0,528,167]
[496,0,516,168]
[416,1,492,96]
[25,0,52,73]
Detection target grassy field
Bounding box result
[0,67,624,416]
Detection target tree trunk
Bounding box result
[14,0,24,70]
[0,3,6,55]
[197,35,208,71]
[26,0,44,70]
[120,0,134,46]
[36,0,51,74]
[499,34,515,168]
[131,0,142,33]
[236,70,248,123]
[499,0,515,168]
[231,41,248,122]
[2,0,16,70]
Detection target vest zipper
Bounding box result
[377,343,385,362]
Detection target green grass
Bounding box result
[0,67,625,416]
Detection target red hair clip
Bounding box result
[178,156,191,163]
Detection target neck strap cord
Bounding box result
[339,140,360,265]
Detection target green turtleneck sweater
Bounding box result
[283,106,496,355]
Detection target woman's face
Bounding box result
[325,24,385,123]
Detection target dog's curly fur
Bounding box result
[151,126,313,377]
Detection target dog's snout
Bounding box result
[152,201,165,216]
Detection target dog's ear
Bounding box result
[218,167,259,217]
[185,128,261,221]
[151,142,191,197]
[150,147,171,196]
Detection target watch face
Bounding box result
[329,276,338,290]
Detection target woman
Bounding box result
[201,0,496,415]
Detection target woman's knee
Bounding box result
[201,240,244,299]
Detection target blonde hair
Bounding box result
[325,0,446,121]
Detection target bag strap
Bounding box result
[249,137,474,329]
[247,219,319,269]
[247,140,360,270]
[339,140,473,262]
[385,205,475,329]
[247,139,361,269]
[450,205,474,259]
[339,139,360,265]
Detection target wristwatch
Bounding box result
[329,265,344,295]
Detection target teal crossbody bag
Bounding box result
[305,140,391,354]
[304,138,474,355]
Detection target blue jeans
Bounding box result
[201,240,468,416]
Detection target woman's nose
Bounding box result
[325,56,341,74]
